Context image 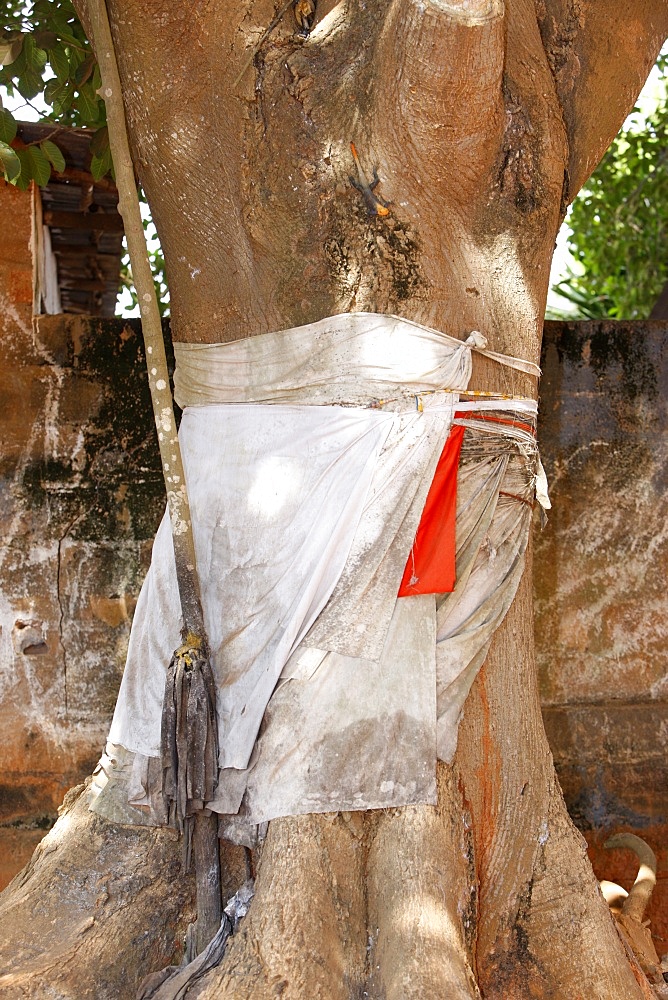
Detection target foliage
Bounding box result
[0,0,112,188]
[553,58,668,319]
[119,220,170,318]
[0,0,168,314]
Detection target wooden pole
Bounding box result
[193,814,223,955]
[87,0,222,952]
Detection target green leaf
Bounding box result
[40,139,66,174]
[27,144,52,186]
[49,11,87,50]
[23,34,47,71]
[44,77,65,103]
[32,0,57,18]
[44,77,73,115]
[13,147,32,190]
[75,81,100,123]
[64,43,85,69]
[90,145,113,181]
[16,65,43,100]
[74,52,95,86]
[48,42,70,81]
[0,141,21,182]
[0,107,17,144]
[89,124,109,157]
[29,44,48,71]
[57,29,86,49]
[7,37,26,75]
[12,36,45,100]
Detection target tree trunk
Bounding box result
[1,1,667,997]
[650,279,668,319]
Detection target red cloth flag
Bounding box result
[398,423,465,596]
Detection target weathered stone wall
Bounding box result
[0,304,168,888]
[0,179,44,887]
[1,307,666,957]
[535,320,668,954]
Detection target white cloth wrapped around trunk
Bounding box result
[92,313,545,839]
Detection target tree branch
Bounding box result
[537,0,668,201]
[375,0,506,194]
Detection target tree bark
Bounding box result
[650,279,668,319]
[0,782,197,998]
[2,1,667,997]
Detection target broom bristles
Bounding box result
[161,637,219,858]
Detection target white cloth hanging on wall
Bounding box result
[93,313,545,838]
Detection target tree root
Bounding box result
[0,781,243,999]
[189,769,480,1000]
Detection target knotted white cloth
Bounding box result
[172,311,539,408]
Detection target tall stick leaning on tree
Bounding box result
[88,0,223,955]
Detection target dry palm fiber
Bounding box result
[161,636,218,846]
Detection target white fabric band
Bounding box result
[173,312,540,409]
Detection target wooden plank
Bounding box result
[44,210,124,233]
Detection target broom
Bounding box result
[88,0,222,955]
